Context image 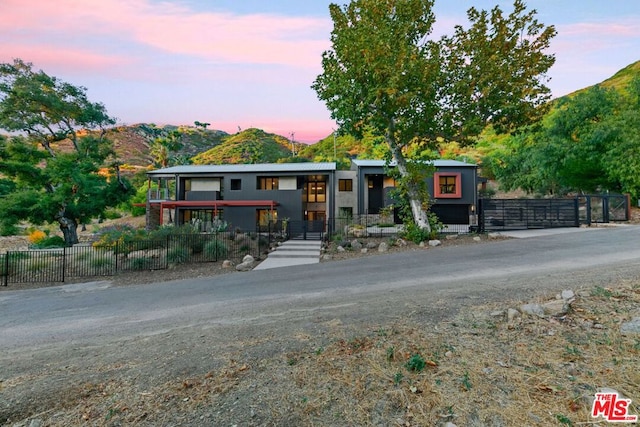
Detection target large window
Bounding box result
[434,173,462,198]
[339,179,353,192]
[304,180,326,202]
[257,209,277,226]
[257,176,279,190]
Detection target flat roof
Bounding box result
[148,162,337,177]
[352,159,477,168]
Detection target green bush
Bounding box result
[91,257,113,269]
[405,354,426,372]
[148,224,198,241]
[167,247,190,264]
[0,252,31,275]
[93,224,139,247]
[31,235,66,249]
[186,235,204,254]
[0,223,19,236]
[204,239,228,259]
[400,212,443,243]
[129,257,151,270]
[103,208,122,220]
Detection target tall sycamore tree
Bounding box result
[312,0,556,231]
[0,59,133,244]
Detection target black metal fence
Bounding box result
[1,231,272,286]
[577,194,629,224]
[479,198,580,232]
[479,194,630,232]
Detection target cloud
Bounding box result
[560,20,640,38]
[0,42,132,75]
[547,19,640,96]
[1,0,331,70]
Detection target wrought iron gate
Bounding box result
[287,220,324,240]
[577,194,629,224]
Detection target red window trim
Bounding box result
[434,172,462,198]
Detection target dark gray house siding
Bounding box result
[145,160,478,232]
[351,159,478,226]
[146,163,336,232]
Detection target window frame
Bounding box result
[230,179,242,191]
[257,176,279,190]
[338,179,353,192]
[434,172,462,199]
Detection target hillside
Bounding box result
[563,60,640,98]
[191,128,300,164]
[110,124,228,170]
[481,59,640,198]
[297,131,389,169]
[601,60,640,92]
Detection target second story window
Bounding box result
[257,177,279,190]
[339,179,353,192]
[304,179,326,202]
[434,173,462,198]
[230,179,241,190]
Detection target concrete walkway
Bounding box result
[253,240,322,270]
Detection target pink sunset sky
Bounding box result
[1,0,639,143]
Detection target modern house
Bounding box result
[350,159,479,230]
[145,159,479,235]
[145,163,337,233]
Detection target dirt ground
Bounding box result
[1,227,640,426]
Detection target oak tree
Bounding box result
[0,59,133,244]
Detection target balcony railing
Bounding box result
[148,188,170,201]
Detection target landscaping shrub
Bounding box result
[129,257,152,270]
[28,229,47,244]
[167,247,190,264]
[93,224,139,248]
[31,235,66,249]
[204,239,228,260]
[400,212,443,243]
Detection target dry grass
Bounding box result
[16,282,639,427]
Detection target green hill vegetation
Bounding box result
[481,60,640,199]
[297,128,391,169]
[578,60,640,96]
[191,128,298,164]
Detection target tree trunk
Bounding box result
[56,209,79,246]
[386,128,431,232]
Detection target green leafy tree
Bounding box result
[194,120,210,130]
[603,77,640,199]
[494,77,640,199]
[312,0,555,230]
[150,129,184,168]
[0,59,133,244]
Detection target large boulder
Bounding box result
[236,254,255,271]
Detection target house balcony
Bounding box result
[148,188,170,202]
